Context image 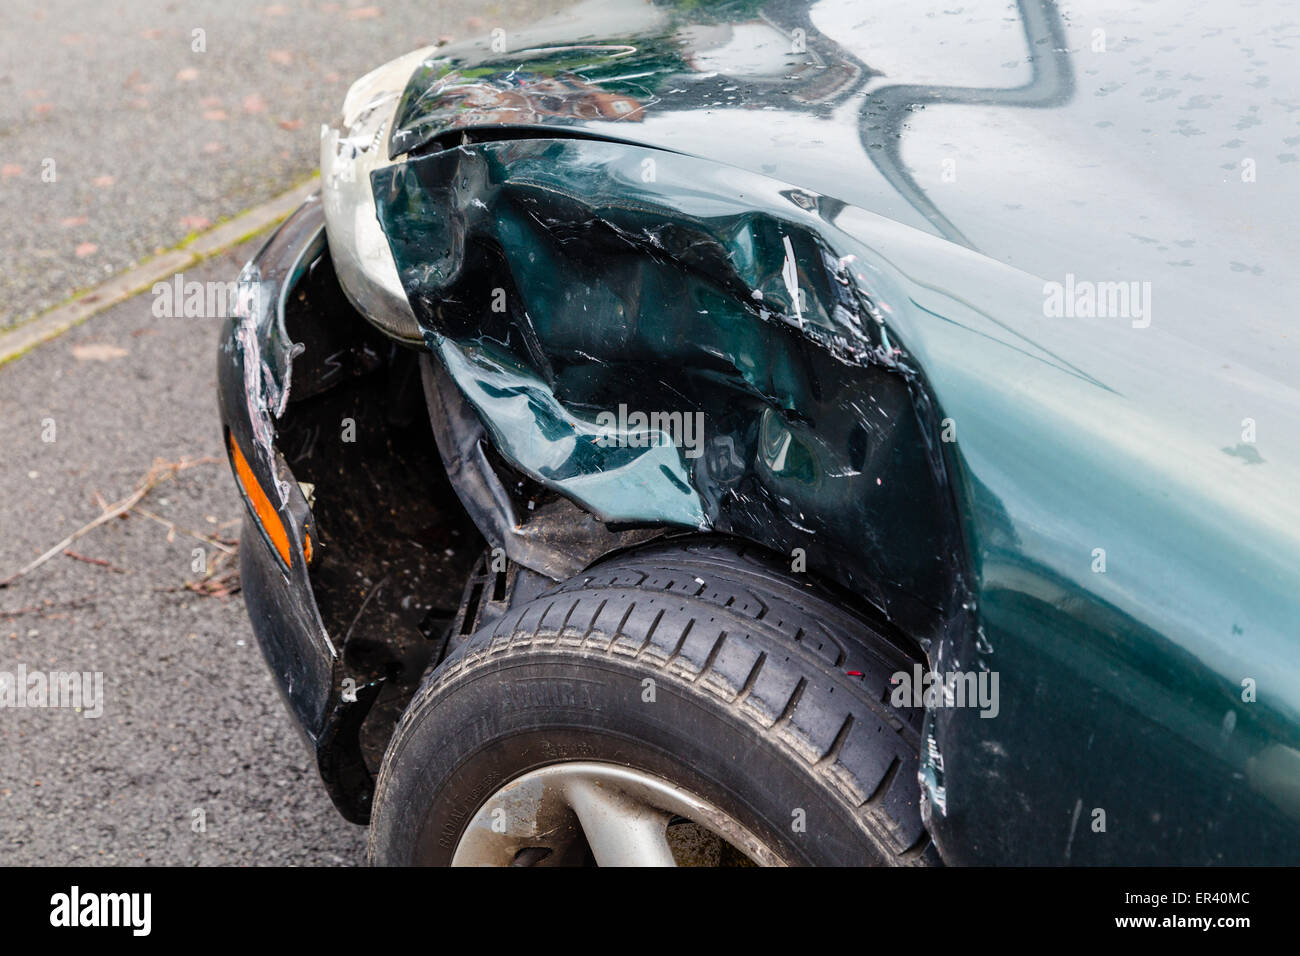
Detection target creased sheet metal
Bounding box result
[372,138,962,638]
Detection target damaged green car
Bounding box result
[217,0,1300,865]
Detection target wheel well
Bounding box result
[272,239,932,819]
[581,533,927,668]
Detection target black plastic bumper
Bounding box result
[216,198,375,823]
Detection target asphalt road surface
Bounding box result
[0,0,568,866]
[0,0,566,330]
[0,240,377,864]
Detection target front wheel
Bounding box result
[369,540,936,866]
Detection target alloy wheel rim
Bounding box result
[450,761,786,867]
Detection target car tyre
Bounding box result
[369,538,938,866]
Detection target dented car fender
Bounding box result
[282,0,1300,862]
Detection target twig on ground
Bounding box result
[0,456,220,589]
[0,597,97,619]
[62,550,126,573]
[181,546,242,598]
[132,507,238,553]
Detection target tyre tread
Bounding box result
[380,538,936,864]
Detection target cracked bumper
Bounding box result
[217,198,375,822]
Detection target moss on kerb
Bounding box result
[0,176,320,369]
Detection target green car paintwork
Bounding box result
[361,0,1300,863]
